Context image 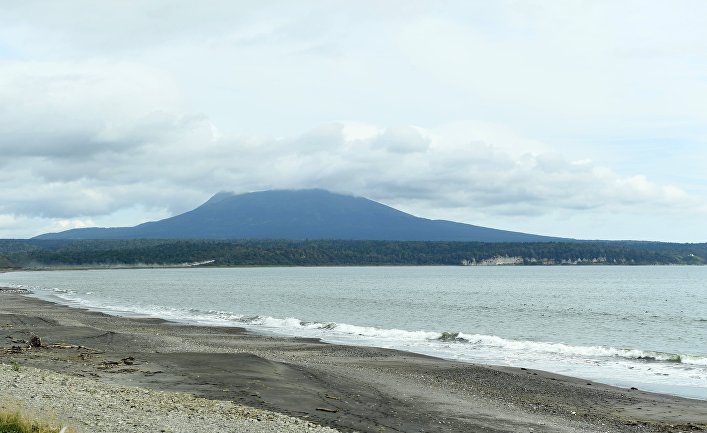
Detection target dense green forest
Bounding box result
[0,239,705,269]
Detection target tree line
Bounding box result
[0,239,705,269]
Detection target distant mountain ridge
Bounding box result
[34,189,566,242]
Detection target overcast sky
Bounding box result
[1,0,706,241]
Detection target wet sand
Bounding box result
[1,289,706,432]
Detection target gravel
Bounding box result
[0,363,345,433]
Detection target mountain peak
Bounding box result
[34,189,563,242]
[203,191,235,205]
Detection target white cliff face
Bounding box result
[461,256,523,266]
[461,256,612,266]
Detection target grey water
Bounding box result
[1,266,706,399]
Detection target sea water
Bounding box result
[1,266,705,399]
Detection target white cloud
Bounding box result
[54,218,97,231]
[0,60,184,160]
[3,105,705,240]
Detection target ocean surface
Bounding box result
[1,266,706,400]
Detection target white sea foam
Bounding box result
[222,314,707,366]
[453,332,706,365]
[31,287,707,368]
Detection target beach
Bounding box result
[1,289,706,433]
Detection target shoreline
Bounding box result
[1,290,706,432]
[6,277,705,402]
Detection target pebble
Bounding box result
[0,363,345,433]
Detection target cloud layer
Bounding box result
[1,65,704,240]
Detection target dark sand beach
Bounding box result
[1,288,705,433]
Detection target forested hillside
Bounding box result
[34,190,562,242]
[1,239,705,269]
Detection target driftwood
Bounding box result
[46,343,104,353]
[315,407,339,413]
[99,357,139,369]
[3,341,105,354]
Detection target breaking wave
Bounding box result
[173,308,707,367]
[436,331,705,365]
[24,287,707,369]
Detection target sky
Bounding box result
[1,0,707,242]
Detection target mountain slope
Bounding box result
[34,189,564,242]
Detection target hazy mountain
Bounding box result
[34,189,565,242]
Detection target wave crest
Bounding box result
[26,287,707,368]
[443,332,705,365]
